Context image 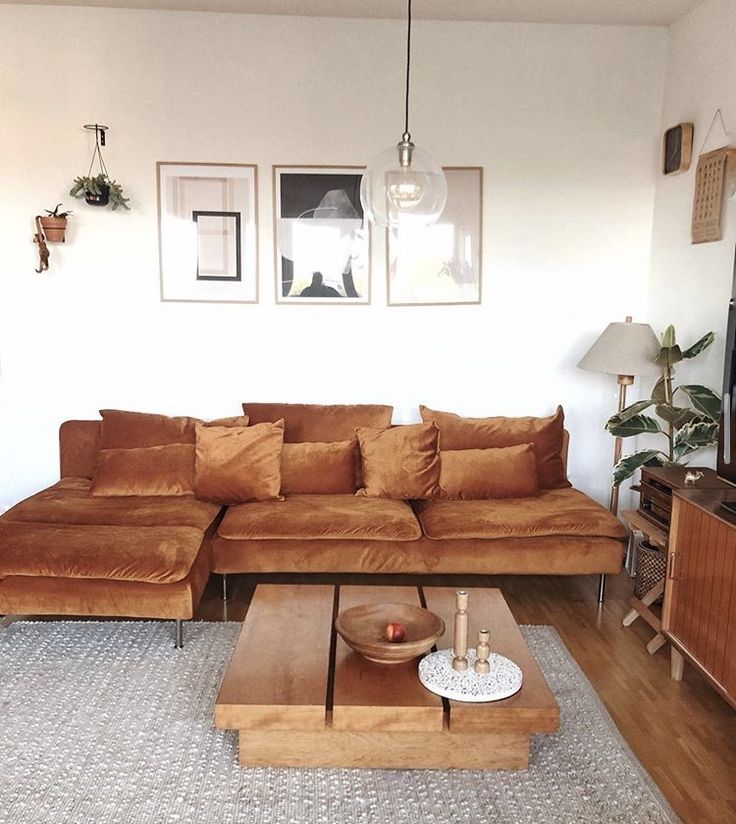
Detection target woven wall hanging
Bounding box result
[691,147,736,243]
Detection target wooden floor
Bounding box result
[198,570,736,824]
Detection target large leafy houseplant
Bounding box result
[606,325,721,487]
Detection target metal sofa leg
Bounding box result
[222,573,228,602]
[597,574,606,604]
[174,619,184,649]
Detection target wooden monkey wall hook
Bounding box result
[34,216,49,272]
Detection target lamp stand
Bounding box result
[609,374,634,516]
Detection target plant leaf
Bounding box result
[672,420,720,460]
[651,376,667,403]
[681,332,715,359]
[661,325,677,348]
[605,399,655,431]
[655,404,698,429]
[656,344,682,368]
[677,384,722,421]
[612,450,665,488]
[607,414,663,437]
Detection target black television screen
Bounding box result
[717,249,736,486]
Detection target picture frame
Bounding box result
[157,162,258,303]
[386,166,483,306]
[273,165,370,304]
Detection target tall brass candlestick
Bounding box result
[452,590,469,672]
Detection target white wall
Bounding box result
[0,6,667,509]
[648,0,736,441]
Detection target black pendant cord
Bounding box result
[403,0,412,141]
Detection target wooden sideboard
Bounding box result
[663,489,736,709]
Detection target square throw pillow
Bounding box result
[193,420,284,504]
[280,440,359,495]
[420,404,569,489]
[90,444,195,497]
[356,422,441,499]
[439,444,539,500]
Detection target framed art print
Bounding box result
[387,166,482,306]
[273,166,370,304]
[158,162,258,303]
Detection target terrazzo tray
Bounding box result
[418,648,523,702]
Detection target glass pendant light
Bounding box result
[360,0,447,228]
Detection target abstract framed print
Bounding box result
[387,167,482,306]
[158,162,258,303]
[273,166,370,304]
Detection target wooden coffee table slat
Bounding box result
[215,585,560,769]
[214,584,334,731]
[423,588,560,734]
[237,729,529,770]
[332,586,444,732]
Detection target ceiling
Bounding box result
[2,0,707,26]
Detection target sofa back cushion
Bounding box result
[60,420,102,479]
[99,409,249,449]
[420,405,569,489]
[242,402,393,442]
[193,420,284,504]
[356,422,441,500]
[280,440,358,494]
[439,444,539,500]
[91,444,195,497]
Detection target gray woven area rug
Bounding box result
[0,621,679,824]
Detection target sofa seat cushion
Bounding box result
[413,488,627,540]
[1,478,221,530]
[218,494,422,541]
[0,521,204,584]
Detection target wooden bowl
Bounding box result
[335,602,446,665]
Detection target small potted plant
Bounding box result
[70,173,130,210]
[38,204,72,242]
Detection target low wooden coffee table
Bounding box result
[215,584,559,769]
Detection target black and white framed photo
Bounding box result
[158,162,258,303]
[387,166,483,306]
[273,165,370,304]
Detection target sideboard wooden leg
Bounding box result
[670,646,685,681]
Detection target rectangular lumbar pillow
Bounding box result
[193,420,284,504]
[420,405,568,489]
[91,444,195,497]
[280,440,359,495]
[99,409,249,449]
[242,402,393,443]
[356,422,441,499]
[438,444,539,500]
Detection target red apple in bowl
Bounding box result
[385,622,407,643]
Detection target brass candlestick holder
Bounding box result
[452,590,469,672]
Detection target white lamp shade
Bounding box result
[578,321,661,377]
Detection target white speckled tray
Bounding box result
[418,648,523,702]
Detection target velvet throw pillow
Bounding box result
[420,405,569,489]
[280,440,358,495]
[99,409,248,449]
[90,444,195,497]
[438,444,539,500]
[356,422,441,500]
[242,402,393,442]
[193,420,284,504]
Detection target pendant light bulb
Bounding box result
[360,1,447,229]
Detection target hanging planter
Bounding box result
[69,124,130,211]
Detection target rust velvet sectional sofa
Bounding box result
[0,403,626,644]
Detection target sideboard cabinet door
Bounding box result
[663,495,736,703]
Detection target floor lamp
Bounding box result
[578,317,660,601]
